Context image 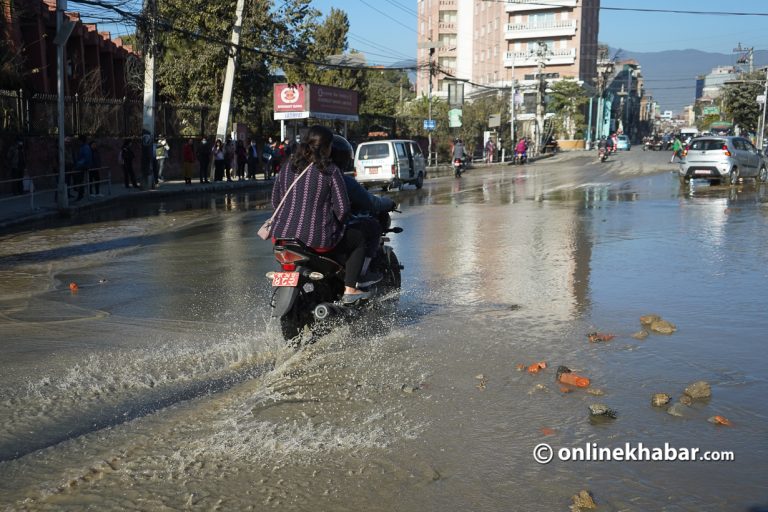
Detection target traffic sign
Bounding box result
[423,119,436,131]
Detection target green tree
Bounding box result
[151,0,316,133]
[697,113,722,132]
[456,91,509,156]
[547,79,588,139]
[721,72,763,133]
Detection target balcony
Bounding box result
[438,21,457,32]
[503,47,576,67]
[505,19,577,39]
[505,0,577,12]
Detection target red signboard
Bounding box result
[274,83,307,113]
[273,83,359,120]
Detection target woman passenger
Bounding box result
[269,125,371,304]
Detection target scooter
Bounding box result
[453,157,466,178]
[513,151,527,165]
[268,211,403,342]
[598,147,608,162]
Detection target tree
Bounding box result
[547,79,588,139]
[721,72,763,134]
[151,0,316,133]
[456,91,509,156]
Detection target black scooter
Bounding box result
[268,211,403,342]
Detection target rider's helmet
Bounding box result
[330,134,355,175]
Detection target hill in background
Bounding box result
[616,48,768,113]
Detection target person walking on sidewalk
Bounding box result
[155,134,170,183]
[74,135,93,201]
[120,139,138,188]
[197,137,211,183]
[89,141,102,196]
[247,138,260,179]
[670,136,684,163]
[212,138,226,181]
[182,138,195,185]
[224,137,235,182]
[8,138,25,195]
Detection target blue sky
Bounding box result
[311,0,768,65]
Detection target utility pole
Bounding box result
[141,0,157,189]
[534,41,550,156]
[428,46,435,166]
[216,0,246,144]
[757,66,768,150]
[54,0,75,209]
[510,56,516,148]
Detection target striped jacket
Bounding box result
[270,161,350,249]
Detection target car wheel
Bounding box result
[415,172,424,189]
[757,166,767,183]
[381,184,389,192]
[727,168,738,186]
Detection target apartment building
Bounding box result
[416,0,599,102]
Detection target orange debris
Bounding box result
[556,366,590,388]
[712,415,732,426]
[587,332,616,343]
[527,361,547,374]
[69,282,78,292]
[540,427,556,436]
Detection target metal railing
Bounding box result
[0,167,112,215]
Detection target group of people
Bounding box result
[115,135,288,190]
[268,125,395,305]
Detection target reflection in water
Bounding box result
[1,171,768,510]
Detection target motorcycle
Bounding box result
[453,157,465,178]
[513,150,527,165]
[268,211,403,342]
[598,147,608,162]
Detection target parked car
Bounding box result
[679,136,767,185]
[616,135,631,151]
[354,140,426,190]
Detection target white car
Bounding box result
[354,140,426,191]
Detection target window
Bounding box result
[690,139,725,151]
[395,143,407,158]
[530,12,554,27]
[359,143,390,160]
[411,143,423,156]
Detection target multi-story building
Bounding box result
[416,0,599,100]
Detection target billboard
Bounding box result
[274,84,359,121]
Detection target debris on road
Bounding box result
[708,415,732,426]
[632,330,649,340]
[589,403,617,418]
[571,489,597,510]
[556,366,590,388]
[684,380,712,400]
[587,332,615,343]
[651,393,671,407]
[527,361,547,374]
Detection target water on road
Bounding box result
[1,150,767,511]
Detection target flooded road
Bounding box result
[1,150,767,510]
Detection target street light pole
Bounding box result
[54,0,74,209]
[758,66,768,150]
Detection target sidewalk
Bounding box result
[0,177,273,231]
[1,153,557,231]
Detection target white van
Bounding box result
[354,140,426,190]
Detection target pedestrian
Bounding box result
[89,140,102,196]
[120,139,138,189]
[485,139,495,164]
[155,134,169,183]
[235,139,247,180]
[247,138,260,179]
[670,135,683,163]
[197,136,211,183]
[224,136,235,181]
[262,139,273,179]
[74,135,93,201]
[212,138,225,181]
[8,137,25,195]
[182,138,195,185]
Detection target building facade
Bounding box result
[416,0,600,98]
[2,0,134,98]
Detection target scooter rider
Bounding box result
[452,138,466,163]
[330,134,395,287]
